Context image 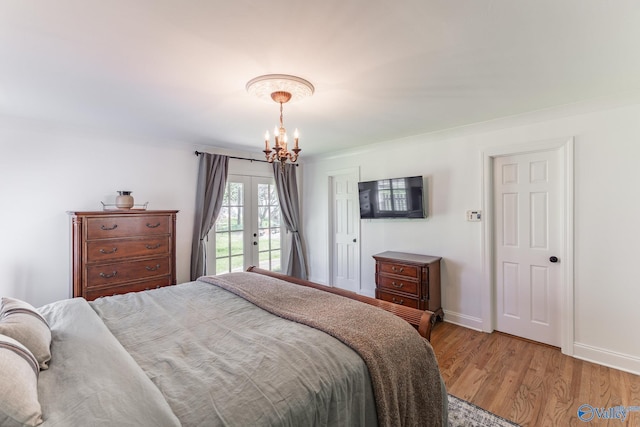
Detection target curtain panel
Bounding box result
[190,153,229,280]
[272,163,308,279]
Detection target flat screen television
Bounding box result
[358,175,426,219]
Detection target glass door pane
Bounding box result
[212,179,247,274]
[254,179,282,272]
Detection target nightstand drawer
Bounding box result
[86,215,170,239]
[376,290,420,309]
[377,275,419,296]
[378,262,420,279]
[86,237,170,262]
[85,256,171,288]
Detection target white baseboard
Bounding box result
[434,316,640,376]
[442,310,484,332]
[358,288,376,298]
[573,342,640,376]
[307,276,328,286]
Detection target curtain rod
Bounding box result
[194,151,298,166]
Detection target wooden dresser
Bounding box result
[68,210,178,301]
[373,251,443,321]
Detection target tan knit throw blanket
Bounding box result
[198,272,446,427]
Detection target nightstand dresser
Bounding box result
[68,210,178,300]
[373,251,443,321]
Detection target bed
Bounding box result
[1,268,447,427]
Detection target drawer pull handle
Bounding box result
[99,247,118,254]
[391,281,404,289]
[391,266,404,273]
[392,297,404,305]
[145,244,161,250]
[100,224,118,231]
[99,271,117,279]
[146,222,161,228]
[145,264,161,271]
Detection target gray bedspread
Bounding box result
[37,298,181,426]
[199,273,447,427]
[90,280,378,426]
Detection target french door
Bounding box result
[207,175,282,275]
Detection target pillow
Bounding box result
[0,334,43,426]
[0,297,52,369]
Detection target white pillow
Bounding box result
[0,334,43,426]
[0,297,52,369]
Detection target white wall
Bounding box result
[0,119,275,308]
[302,101,640,374]
[0,121,198,307]
[3,99,640,374]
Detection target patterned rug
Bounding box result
[448,395,520,427]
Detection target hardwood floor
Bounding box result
[430,322,640,426]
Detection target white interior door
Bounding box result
[494,150,562,346]
[329,170,360,292]
[207,175,282,275]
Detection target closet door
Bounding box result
[494,150,562,347]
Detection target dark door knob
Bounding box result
[549,256,559,263]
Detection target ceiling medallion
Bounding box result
[246,74,314,168]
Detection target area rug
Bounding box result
[448,394,520,427]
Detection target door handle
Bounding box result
[352,238,357,243]
[549,256,559,263]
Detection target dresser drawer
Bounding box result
[376,290,420,309]
[86,237,170,262]
[377,275,419,296]
[86,215,170,239]
[85,256,171,288]
[378,262,420,279]
[84,277,172,301]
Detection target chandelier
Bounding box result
[246,74,314,168]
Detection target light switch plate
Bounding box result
[467,210,482,221]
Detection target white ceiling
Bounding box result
[2,0,640,157]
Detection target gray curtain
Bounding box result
[273,163,308,279]
[190,153,229,280]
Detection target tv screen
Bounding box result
[358,176,426,219]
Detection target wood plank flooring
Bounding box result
[430,322,640,426]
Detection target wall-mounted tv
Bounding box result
[358,175,426,219]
